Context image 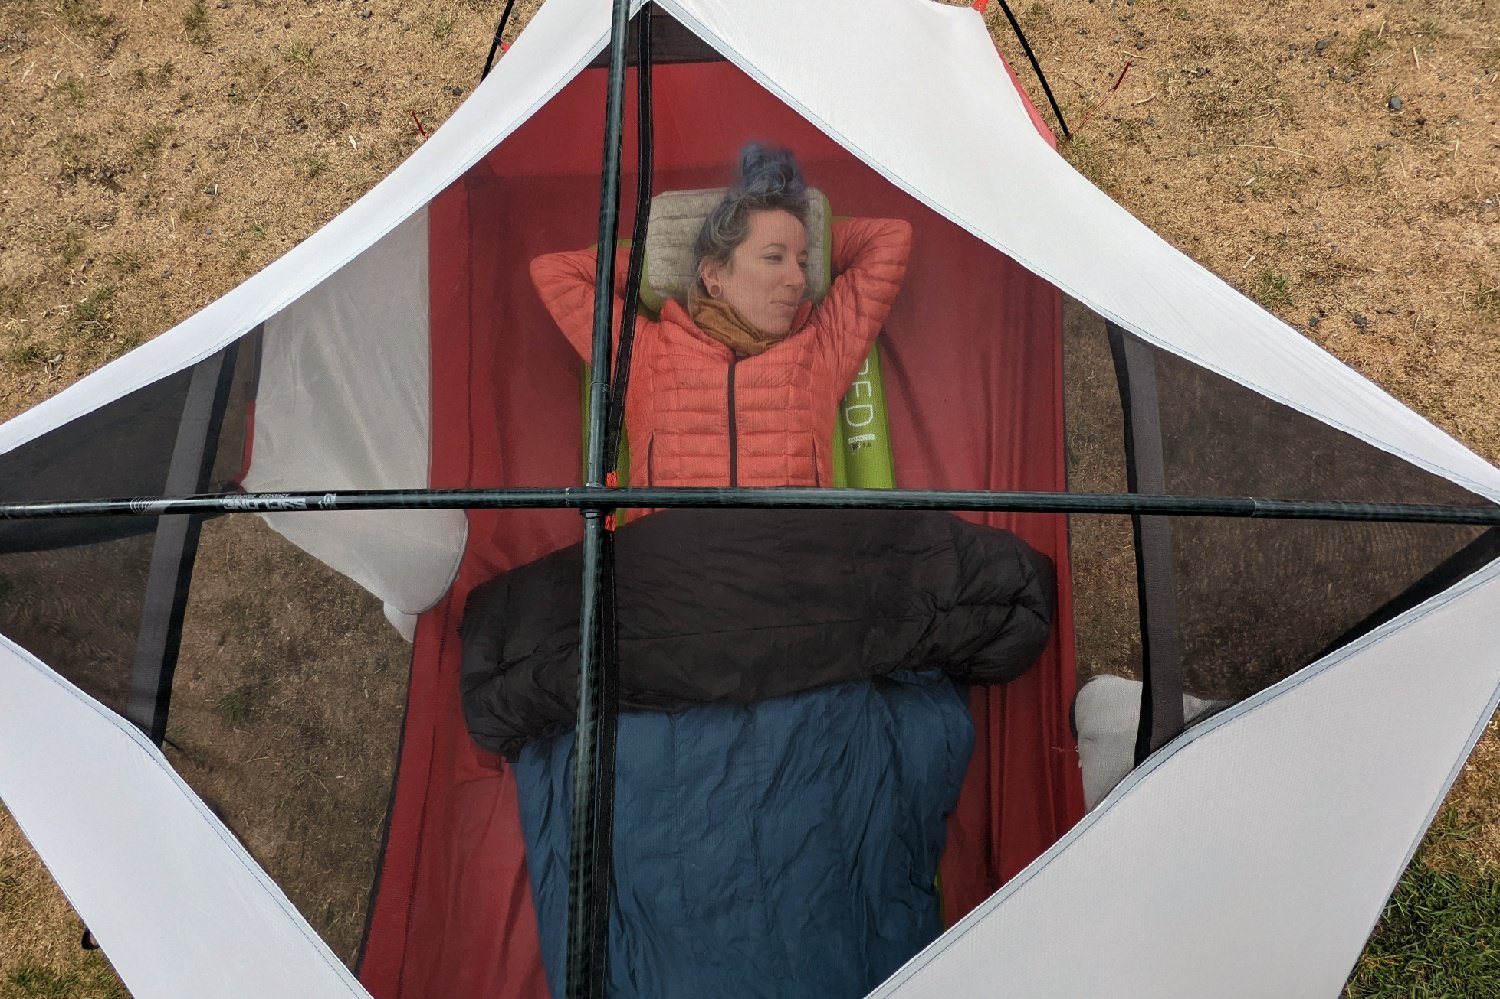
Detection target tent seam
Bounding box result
[0,633,372,998]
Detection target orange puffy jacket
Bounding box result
[530,217,912,488]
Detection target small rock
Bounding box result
[1113,34,1123,43]
[1187,145,1200,158]
[1387,95,1403,111]
[162,268,172,278]
[1308,315,1321,329]
[448,85,464,97]
[1135,40,1145,50]
[1315,36,1333,53]
[1144,114,1156,125]
[1353,314,1369,329]
[1340,73,1353,82]
[357,9,372,17]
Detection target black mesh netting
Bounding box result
[1063,298,1494,706]
[0,340,409,966]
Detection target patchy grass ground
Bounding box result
[0,0,1496,995]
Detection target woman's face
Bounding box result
[702,209,809,337]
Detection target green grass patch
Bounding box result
[182,1,211,48]
[51,75,88,105]
[64,285,116,342]
[1346,817,1500,996]
[131,123,174,165]
[127,61,174,91]
[1342,28,1388,72]
[57,227,85,267]
[105,250,141,275]
[1253,268,1293,310]
[3,341,45,367]
[6,966,82,998]
[283,41,315,67]
[216,686,256,725]
[57,0,114,40]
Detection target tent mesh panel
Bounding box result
[1063,300,1488,709]
[0,344,408,967]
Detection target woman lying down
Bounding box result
[460,147,1056,999]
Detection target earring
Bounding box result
[707,282,722,298]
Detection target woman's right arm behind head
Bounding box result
[530,248,605,361]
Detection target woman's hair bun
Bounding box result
[738,143,807,203]
[692,143,812,278]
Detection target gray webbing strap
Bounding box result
[126,341,241,744]
[1106,324,1186,760]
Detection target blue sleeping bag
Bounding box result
[514,671,974,999]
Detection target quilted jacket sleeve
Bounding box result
[814,217,913,385]
[529,248,647,362]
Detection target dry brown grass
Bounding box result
[0,0,1496,992]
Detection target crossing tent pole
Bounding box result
[605,4,654,470]
[569,0,634,995]
[3,488,1500,524]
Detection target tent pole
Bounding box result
[4,488,1500,524]
[569,0,633,994]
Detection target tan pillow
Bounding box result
[637,187,832,315]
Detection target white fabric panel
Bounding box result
[242,208,464,615]
[0,635,371,999]
[871,561,1500,999]
[0,0,618,460]
[1073,675,1229,811]
[665,0,1500,501]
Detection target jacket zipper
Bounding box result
[726,357,739,486]
[646,435,655,486]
